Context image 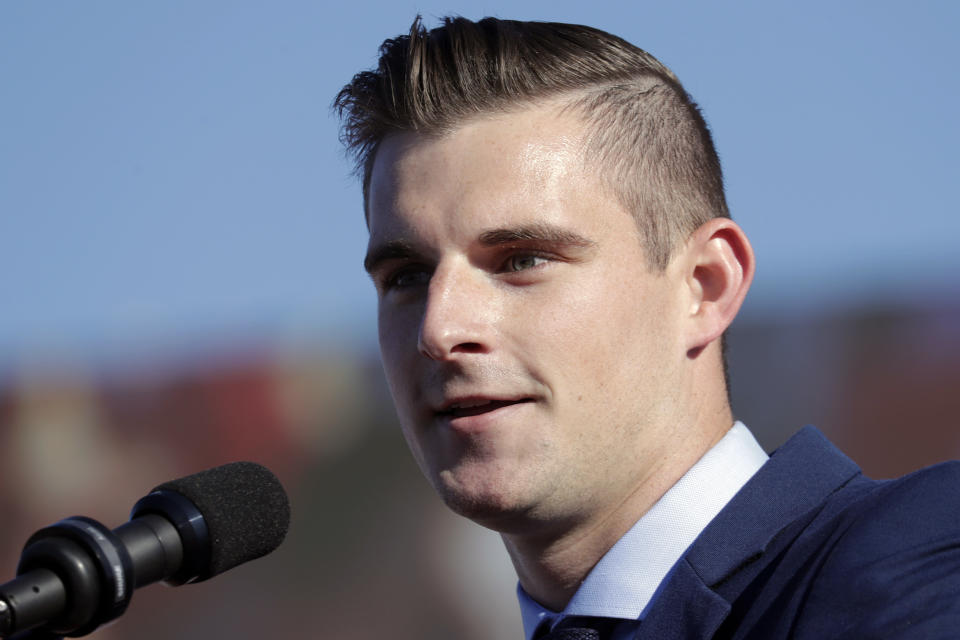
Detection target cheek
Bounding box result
[378,299,420,352]
[521,273,676,403]
[377,306,422,403]
[534,275,653,354]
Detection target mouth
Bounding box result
[436,397,533,419]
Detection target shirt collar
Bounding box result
[518,421,768,639]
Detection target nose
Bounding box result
[417,261,495,360]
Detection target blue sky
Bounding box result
[1,2,958,369]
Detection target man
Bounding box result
[336,16,960,639]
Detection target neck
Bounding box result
[505,403,733,611]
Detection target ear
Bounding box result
[680,218,755,356]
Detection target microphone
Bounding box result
[0,462,290,639]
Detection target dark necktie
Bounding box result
[534,616,620,640]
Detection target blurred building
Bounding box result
[0,301,957,638]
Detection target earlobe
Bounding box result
[683,218,755,354]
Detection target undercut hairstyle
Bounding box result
[335,16,730,270]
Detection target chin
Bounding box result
[434,470,534,531]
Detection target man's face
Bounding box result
[365,105,690,533]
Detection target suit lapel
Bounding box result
[633,427,861,639]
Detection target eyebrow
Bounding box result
[478,223,596,249]
[363,240,419,275]
[363,223,596,274]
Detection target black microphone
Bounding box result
[0,462,290,639]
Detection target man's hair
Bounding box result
[334,16,730,270]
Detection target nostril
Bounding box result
[451,342,485,354]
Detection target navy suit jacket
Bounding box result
[634,426,960,639]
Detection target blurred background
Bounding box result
[1,1,958,638]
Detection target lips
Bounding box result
[435,396,534,421]
[441,398,528,418]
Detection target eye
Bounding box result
[503,253,549,272]
[382,265,431,291]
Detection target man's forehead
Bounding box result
[372,104,588,181]
[368,110,589,222]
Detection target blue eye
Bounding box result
[505,254,548,272]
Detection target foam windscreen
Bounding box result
[155,461,290,579]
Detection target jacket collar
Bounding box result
[636,426,862,639]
